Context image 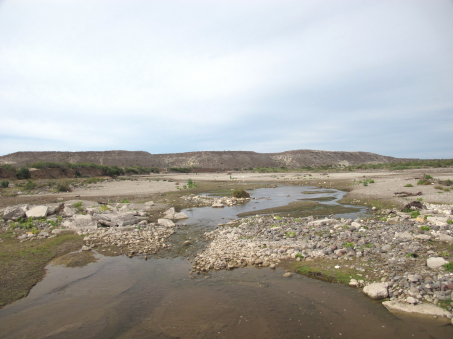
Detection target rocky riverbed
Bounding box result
[1,195,453,324]
[191,201,453,322]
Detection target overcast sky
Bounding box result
[1,0,452,159]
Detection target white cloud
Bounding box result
[0,0,452,158]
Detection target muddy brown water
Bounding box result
[0,186,452,338]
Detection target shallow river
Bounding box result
[0,186,451,338]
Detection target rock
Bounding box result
[437,234,453,243]
[349,279,359,287]
[68,215,97,229]
[174,212,189,220]
[144,201,154,206]
[406,296,418,304]
[307,218,335,227]
[158,218,175,227]
[395,231,413,241]
[212,203,224,208]
[2,205,27,221]
[363,282,388,299]
[46,203,64,215]
[25,206,48,218]
[81,245,91,251]
[111,213,139,227]
[427,257,449,270]
[283,272,292,278]
[414,234,431,240]
[382,301,452,322]
[61,206,77,217]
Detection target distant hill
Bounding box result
[0,149,402,169]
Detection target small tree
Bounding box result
[0,180,9,188]
[16,167,31,179]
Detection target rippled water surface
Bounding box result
[0,186,451,338]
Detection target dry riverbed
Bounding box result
[1,168,453,324]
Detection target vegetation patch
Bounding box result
[51,251,98,268]
[289,259,365,284]
[0,233,83,308]
[232,189,250,198]
[237,200,359,218]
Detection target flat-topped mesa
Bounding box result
[0,149,404,169]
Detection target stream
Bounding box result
[0,186,451,338]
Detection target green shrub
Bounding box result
[344,242,354,248]
[56,181,71,192]
[73,201,83,208]
[420,226,430,231]
[417,179,431,185]
[232,189,250,198]
[410,210,420,218]
[16,167,31,179]
[169,167,191,173]
[423,174,433,179]
[120,199,130,203]
[447,219,453,224]
[85,177,104,184]
[0,180,9,188]
[187,178,197,188]
[25,180,36,191]
[105,166,124,177]
[443,262,453,272]
[404,184,414,187]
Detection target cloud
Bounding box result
[0,0,452,158]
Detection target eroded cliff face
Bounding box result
[0,149,400,170]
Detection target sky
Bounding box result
[0,0,452,159]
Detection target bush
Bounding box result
[16,167,31,179]
[232,189,250,198]
[105,166,124,177]
[443,262,453,272]
[404,184,414,187]
[0,180,9,188]
[417,179,431,185]
[56,181,72,192]
[24,180,36,191]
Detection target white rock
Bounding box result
[427,257,449,269]
[158,218,175,227]
[173,212,189,219]
[25,206,48,218]
[383,301,452,322]
[363,282,388,299]
[406,296,418,304]
[212,203,224,208]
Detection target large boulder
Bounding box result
[62,215,97,229]
[363,282,388,299]
[110,213,139,227]
[26,206,48,218]
[2,204,28,221]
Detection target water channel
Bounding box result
[0,186,451,338]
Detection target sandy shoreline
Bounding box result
[6,168,453,207]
